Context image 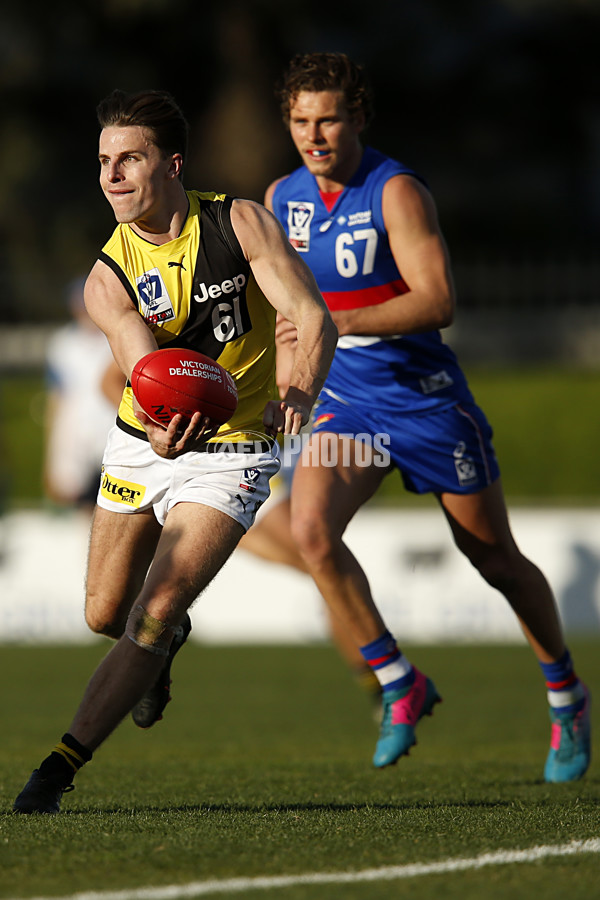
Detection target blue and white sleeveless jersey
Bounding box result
[271,146,473,415]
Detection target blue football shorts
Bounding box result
[310,394,500,496]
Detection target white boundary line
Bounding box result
[9,838,600,900]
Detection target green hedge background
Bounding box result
[2,366,599,508]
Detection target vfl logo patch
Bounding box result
[101,471,146,507]
[287,201,314,251]
[239,468,260,493]
[453,442,477,487]
[313,413,335,429]
[136,268,175,325]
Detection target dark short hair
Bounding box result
[96,89,189,163]
[277,52,374,129]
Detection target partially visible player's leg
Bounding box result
[240,462,383,707]
[13,444,279,813]
[291,432,440,767]
[239,495,306,571]
[440,480,565,660]
[440,481,590,782]
[84,424,165,639]
[291,432,388,643]
[70,502,245,750]
[84,505,180,729]
[13,502,244,814]
[85,506,162,639]
[326,606,383,715]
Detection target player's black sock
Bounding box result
[38,733,93,785]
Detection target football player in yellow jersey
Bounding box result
[14,89,337,814]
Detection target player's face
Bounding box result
[288,90,364,188]
[98,126,179,226]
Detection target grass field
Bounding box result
[1,642,598,900]
[2,366,599,898]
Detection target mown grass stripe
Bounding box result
[8,838,600,900]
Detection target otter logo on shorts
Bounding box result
[101,471,146,507]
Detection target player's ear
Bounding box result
[168,153,183,179]
[352,111,366,134]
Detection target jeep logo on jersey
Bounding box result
[136,268,175,324]
[287,201,314,251]
[194,273,247,303]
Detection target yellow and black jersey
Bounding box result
[99,190,276,443]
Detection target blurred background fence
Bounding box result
[2,258,600,371]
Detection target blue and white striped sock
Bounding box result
[360,631,414,695]
[539,649,585,714]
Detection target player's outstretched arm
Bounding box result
[230,199,337,436]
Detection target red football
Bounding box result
[131,348,238,427]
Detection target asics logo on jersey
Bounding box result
[194,273,246,303]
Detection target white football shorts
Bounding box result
[96,425,281,530]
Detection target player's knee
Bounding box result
[125,605,176,657]
[84,589,128,639]
[291,513,335,567]
[471,551,519,596]
[84,605,125,639]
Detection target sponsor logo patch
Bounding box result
[136,268,175,324]
[453,442,478,487]
[287,201,314,251]
[238,467,261,493]
[347,210,372,226]
[100,471,146,507]
[420,370,454,394]
[194,272,246,303]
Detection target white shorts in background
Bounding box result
[96,426,281,530]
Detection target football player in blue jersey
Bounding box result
[265,52,591,782]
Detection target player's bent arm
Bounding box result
[333,175,456,338]
[231,199,337,432]
[84,261,159,378]
[85,261,210,457]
